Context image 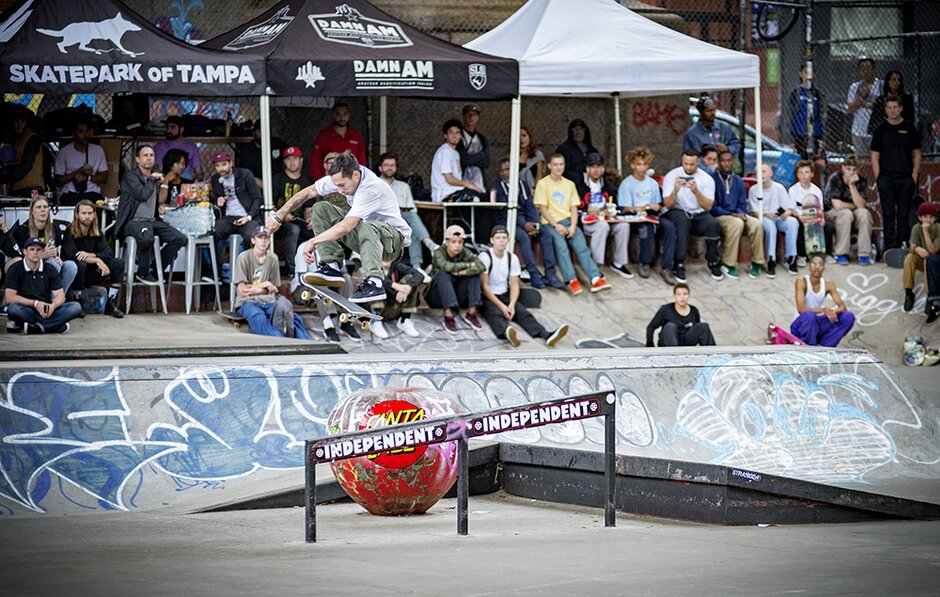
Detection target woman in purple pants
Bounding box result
[790,254,855,347]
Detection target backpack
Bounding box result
[270,295,296,338]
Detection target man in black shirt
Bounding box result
[871,95,922,249]
[235,120,287,191]
[62,200,125,317]
[646,283,715,347]
[272,146,312,276]
[5,237,83,334]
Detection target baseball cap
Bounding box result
[490,225,509,237]
[917,202,938,218]
[252,226,271,238]
[23,236,45,249]
[462,103,481,115]
[696,95,716,111]
[586,152,604,166]
[164,115,183,126]
[284,146,303,158]
[212,150,233,163]
[323,151,341,164]
[445,225,466,239]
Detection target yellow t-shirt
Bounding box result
[534,176,578,225]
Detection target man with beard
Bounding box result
[210,151,263,250]
[309,102,367,179]
[272,146,311,276]
[154,115,202,182]
[61,199,125,317]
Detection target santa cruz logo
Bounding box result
[308,4,412,48]
[223,6,293,50]
[359,399,427,468]
[468,63,487,90]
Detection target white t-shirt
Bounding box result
[431,143,463,202]
[787,182,824,214]
[847,78,883,136]
[748,181,790,214]
[54,142,108,194]
[662,166,715,214]
[479,249,521,296]
[315,166,412,246]
[387,178,416,210]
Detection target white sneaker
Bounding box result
[797,256,807,268]
[370,320,389,339]
[396,317,420,338]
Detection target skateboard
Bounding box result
[298,283,381,331]
[576,332,645,349]
[767,322,805,346]
[801,195,826,256]
[219,310,247,328]
[617,214,660,224]
[883,248,906,269]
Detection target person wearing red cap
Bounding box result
[902,201,939,312]
[271,146,312,276]
[210,150,262,249]
[308,102,367,179]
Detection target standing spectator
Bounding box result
[788,159,826,266]
[662,149,723,282]
[457,104,491,190]
[9,195,78,294]
[790,254,855,347]
[309,102,366,179]
[749,163,800,276]
[618,147,677,284]
[210,150,263,250]
[683,95,740,157]
[519,126,545,190]
[61,199,124,318]
[154,115,202,182]
[645,283,715,347]
[902,202,938,312]
[427,225,484,334]
[378,152,438,270]
[576,152,632,278]
[871,95,922,250]
[4,237,83,334]
[236,120,287,191]
[54,119,108,206]
[712,149,764,279]
[272,146,312,277]
[555,119,598,183]
[847,57,883,159]
[431,119,486,203]
[868,70,915,135]
[787,64,824,158]
[823,156,873,265]
[8,105,44,197]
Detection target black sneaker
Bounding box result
[6,320,23,334]
[25,322,45,335]
[56,322,70,334]
[135,274,159,285]
[708,263,724,281]
[302,264,346,288]
[545,324,569,347]
[349,279,385,304]
[787,256,799,275]
[611,264,634,279]
[904,292,914,312]
[324,327,341,342]
[674,264,687,283]
[766,259,777,279]
[106,298,125,319]
[340,321,361,339]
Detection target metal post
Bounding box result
[457,436,469,536]
[379,96,388,154]
[305,441,317,543]
[506,96,522,254]
[754,85,764,222]
[259,94,273,213]
[805,1,815,158]
[604,395,616,528]
[737,0,748,168]
[613,93,623,176]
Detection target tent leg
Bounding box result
[379,96,388,154]
[753,86,763,222]
[506,96,522,254]
[260,94,273,213]
[613,93,622,176]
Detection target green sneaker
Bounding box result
[749,263,761,279]
[720,263,739,278]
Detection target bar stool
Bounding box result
[167,235,222,314]
[118,235,168,315]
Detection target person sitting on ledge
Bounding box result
[790,253,855,346]
[646,283,716,347]
[5,236,83,334]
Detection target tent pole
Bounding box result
[379,96,388,154]
[613,93,622,176]
[753,85,763,223]
[260,94,273,213]
[506,95,522,254]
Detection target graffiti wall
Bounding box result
[1,349,937,517]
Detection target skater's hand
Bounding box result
[524,222,538,236]
[396,289,409,303]
[505,304,515,320]
[35,300,53,318]
[823,307,838,323]
[566,224,576,239]
[235,216,250,227]
[216,196,226,208]
[303,240,317,264]
[97,259,110,277]
[915,246,929,259]
[265,215,282,234]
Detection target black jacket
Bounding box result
[210,167,262,219]
[116,167,160,237]
[555,119,598,184]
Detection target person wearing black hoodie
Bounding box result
[555,119,598,183]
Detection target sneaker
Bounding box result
[324,327,340,343]
[546,275,565,289]
[638,264,651,279]
[720,263,739,279]
[303,264,346,288]
[749,263,761,279]
[858,256,872,266]
[568,279,583,295]
[340,321,361,340]
[545,324,569,347]
[797,256,807,268]
[462,311,483,331]
[835,255,849,265]
[590,277,611,292]
[766,260,777,279]
[520,269,531,281]
[927,305,940,325]
[660,269,677,285]
[25,322,44,335]
[6,320,22,334]
[787,257,799,275]
[106,298,125,319]
[420,269,432,284]
[442,315,458,334]
[529,273,546,289]
[505,325,521,347]
[708,263,724,280]
[673,265,687,283]
[349,279,385,304]
[611,264,634,279]
[904,292,915,312]
[370,320,389,339]
[56,322,70,334]
[396,317,420,338]
[826,254,837,264]
[135,274,159,285]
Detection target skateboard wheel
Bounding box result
[339,313,349,324]
[324,298,334,307]
[233,322,241,329]
[301,291,311,301]
[362,321,371,331]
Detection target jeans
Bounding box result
[790,311,855,347]
[237,300,311,340]
[634,220,677,269]
[7,301,83,332]
[544,218,600,282]
[877,174,916,250]
[426,271,481,311]
[662,210,720,265]
[659,321,715,347]
[514,225,557,279]
[401,210,431,267]
[762,216,799,261]
[47,259,78,295]
[123,219,187,278]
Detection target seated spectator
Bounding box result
[154,115,202,182]
[618,147,677,284]
[54,119,108,207]
[210,150,263,250]
[684,95,741,156]
[159,149,189,206]
[645,283,715,347]
[235,120,286,190]
[370,258,424,340]
[926,254,940,324]
[823,155,873,265]
[116,145,186,284]
[291,244,360,343]
[535,154,610,295]
[749,163,799,277]
[519,126,544,190]
[234,226,311,339]
[555,119,598,183]
[9,106,44,197]
[431,119,486,203]
[699,144,719,175]
[662,149,723,282]
[712,149,765,279]
[491,157,562,289]
[791,254,855,346]
[8,195,77,294]
[788,159,826,267]
[272,146,312,277]
[427,225,484,334]
[903,202,939,312]
[378,152,438,270]
[479,225,569,348]
[4,236,83,334]
[61,200,124,318]
[576,152,632,279]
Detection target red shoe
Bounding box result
[442,315,458,334]
[568,279,583,295]
[590,276,611,292]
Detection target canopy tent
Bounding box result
[465,0,764,241]
[0,0,266,96]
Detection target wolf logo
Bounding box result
[37,12,144,57]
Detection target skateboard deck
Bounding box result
[576,332,645,349]
[219,310,247,328]
[767,322,805,346]
[298,283,381,331]
[883,248,906,268]
[801,196,826,256]
[616,214,660,224]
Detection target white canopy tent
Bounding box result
[465,0,764,244]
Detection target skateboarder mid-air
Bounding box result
[790,254,855,347]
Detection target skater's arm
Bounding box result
[309,215,360,247]
[645,305,667,347]
[794,277,814,314]
[827,282,848,314]
[270,183,320,231]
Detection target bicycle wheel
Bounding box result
[756,3,799,42]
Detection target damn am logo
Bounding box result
[308,4,412,48]
[223,6,293,50]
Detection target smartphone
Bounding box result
[680,176,694,181]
